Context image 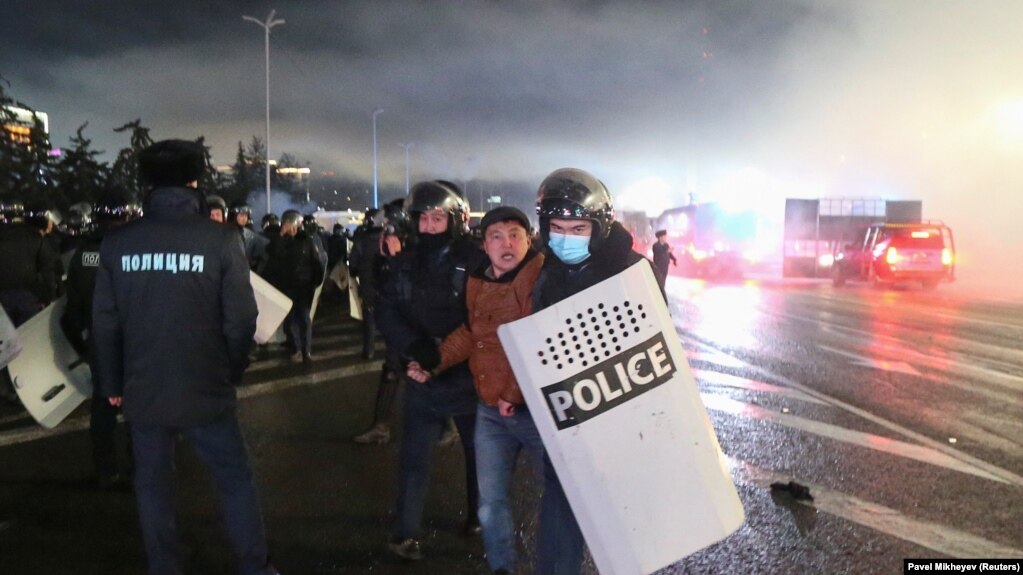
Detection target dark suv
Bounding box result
[832,222,956,289]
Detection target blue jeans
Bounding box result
[474,403,545,572]
[537,452,586,575]
[285,298,312,356]
[393,385,478,540]
[131,415,272,575]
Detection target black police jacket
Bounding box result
[348,226,382,304]
[0,222,60,303]
[61,235,103,358]
[375,234,484,413]
[263,230,324,304]
[533,221,652,311]
[91,187,257,427]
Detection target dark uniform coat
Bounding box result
[91,187,257,427]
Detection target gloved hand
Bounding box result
[403,339,441,371]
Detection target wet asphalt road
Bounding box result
[0,279,1020,574]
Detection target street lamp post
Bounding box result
[398,142,413,194]
[372,108,384,208]
[243,9,285,215]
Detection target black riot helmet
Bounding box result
[94,189,142,229]
[228,201,251,221]
[382,197,409,239]
[24,203,61,232]
[206,195,227,220]
[362,208,383,230]
[63,202,94,237]
[404,180,469,237]
[261,213,280,231]
[536,168,615,252]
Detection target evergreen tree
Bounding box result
[52,123,109,207]
[108,119,153,201]
[224,140,252,204]
[246,135,267,192]
[195,135,228,196]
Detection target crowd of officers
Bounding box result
[0,138,658,575]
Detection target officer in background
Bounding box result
[302,213,329,288]
[0,203,61,404]
[207,195,227,223]
[351,199,408,445]
[651,229,677,298]
[263,210,324,364]
[375,181,483,560]
[229,201,268,273]
[326,223,348,271]
[261,213,280,237]
[61,189,141,490]
[348,208,384,359]
[0,202,60,325]
[91,139,278,575]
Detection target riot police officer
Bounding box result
[61,189,141,489]
[229,201,268,272]
[531,168,652,574]
[375,181,484,559]
[207,195,227,223]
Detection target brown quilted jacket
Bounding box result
[436,251,544,406]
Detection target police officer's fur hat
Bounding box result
[138,139,206,187]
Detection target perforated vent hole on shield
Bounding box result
[537,299,651,370]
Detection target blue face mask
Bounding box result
[548,232,591,264]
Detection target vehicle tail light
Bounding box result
[885,247,899,265]
[942,248,953,266]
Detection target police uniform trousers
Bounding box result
[131,414,270,575]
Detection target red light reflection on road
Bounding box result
[676,280,764,350]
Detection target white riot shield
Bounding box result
[250,272,293,344]
[8,297,92,429]
[0,305,21,370]
[348,277,363,321]
[498,260,744,574]
[309,284,325,321]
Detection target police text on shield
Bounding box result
[542,332,676,430]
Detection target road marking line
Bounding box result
[779,310,1023,393]
[680,327,1023,487]
[816,344,922,376]
[693,369,830,406]
[703,393,1010,484]
[731,457,1023,558]
[686,349,747,369]
[799,289,1023,333]
[0,361,381,448]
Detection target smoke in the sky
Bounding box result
[3,0,1021,298]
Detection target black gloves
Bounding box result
[403,339,441,371]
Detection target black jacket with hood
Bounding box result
[91,186,257,427]
[533,221,653,310]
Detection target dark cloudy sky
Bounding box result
[3,1,1023,296]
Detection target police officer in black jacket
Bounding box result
[91,139,278,575]
[263,210,324,364]
[375,180,484,560]
[61,190,140,489]
[0,203,61,404]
